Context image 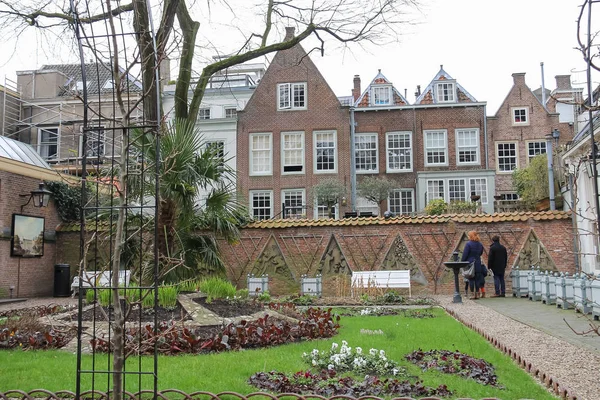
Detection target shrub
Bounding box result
[199,277,237,301]
[257,291,271,302]
[236,289,249,299]
[447,200,477,214]
[424,199,447,215]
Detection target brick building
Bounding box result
[237,27,352,220]
[353,67,494,214]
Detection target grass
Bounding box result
[0,308,556,399]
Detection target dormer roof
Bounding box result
[415,65,477,104]
[355,70,409,107]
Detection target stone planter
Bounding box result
[247,274,268,296]
[300,274,322,297]
[533,271,543,302]
[527,268,541,301]
[543,273,557,305]
[590,276,600,320]
[556,273,575,310]
[573,275,591,314]
[510,267,529,297]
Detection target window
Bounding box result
[426,180,445,203]
[512,107,529,125]
[456,129,479,164]
[250,133,272,175]
[278,82,306,110]
[250,190,273,220]
[206,140,225,161]
[372,86,392,105]
[314,130,337,172]
[527,141,547,162]
[424,130,447,166]
[501,193,519,201]
[282,131,304,174]
[436,82,455,102]
[388,189,414,215]
[496,142,518,172]
[386,131,412,172]
[355,133,378,172]
[282,189,305,219]
[448,179,467,202]
[315,198,338,219]
[225,107,237,118]
[38,127,59,160]
[199,108,211,120]
[85,126,105,157]
[470,178,488,204]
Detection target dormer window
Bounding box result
[371,86,392,105]
[435,82,455,103]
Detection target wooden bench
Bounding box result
[71,270,131,295]
[351,270,411,297]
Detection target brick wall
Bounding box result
[0,171,62,298]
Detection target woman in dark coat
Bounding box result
[461,230,485,299]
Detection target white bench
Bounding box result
[351,270,411,297]
[71,270,131,295]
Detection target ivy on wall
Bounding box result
[44,181,83,222]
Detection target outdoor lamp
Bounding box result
[20,182,52,211]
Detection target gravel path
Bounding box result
[436,296,600,400]
[0,297,79,312]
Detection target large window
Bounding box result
[424,130,447,166]
[250,190,273,220]
[372,86,392,105]
[355,133,378,172]
[314,130,337,172]
[38,127,59,160]
[448,179,467,202]
[527,141,547,162]
[84,126,105,158]
[386,131,412,172]
[282,189,305,219]
[512,107,528,125]
[314,198,338,219]
[426,180,445,203]
[388,189,414,215]
[224,107,237,119]
[456,129,479,165]
[199,108,211,120]
[496,142,518,172]
[470,178,488,204]
[250,133,272,175]
[436,82,455,102]
[278,82,306,110]
[282,131,304,174]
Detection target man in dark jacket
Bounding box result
[488,235,508,297]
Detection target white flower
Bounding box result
[379,349,386,357]
[331,342,339,350]
[303,352,307,357]
[312,360,317,366]
[341,340,348,346]
[369,348,377,356]
[312,349,319,356]
[392,368,399,375]
[328,364,334,370]
[356,347,362,354]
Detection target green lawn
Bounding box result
[0,308,556,399]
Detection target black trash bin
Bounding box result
[53,264,71,297]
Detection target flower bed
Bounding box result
[0,313,76,350]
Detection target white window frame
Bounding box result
[371,85,392,106]
[278,82,307,110]
[496,141,519,173]
[249,190,273,221]
[424,129,448,166]
[388,189,414,215]
[38,127,60,161]
[511,107,529,126]
[526,140,547,163]
[206,139,225,161]
[224,106,237,119]
[249,132,272,176]
[436,82,455,103]
[355,133,379,173]
[386,131,413,173]
[455,128,479,166]
[314,197,339,220]
[313,130,337,173]
[80,126,106,158]
[470,178,488,204]
[282,189,306,219]
[199,108,211,120]
[426,179,446,204]
[281,131,305,175]
[448,178,467,203]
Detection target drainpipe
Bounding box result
[569,173,581,273]
[483,104,489,169]
[350,106,357,211]
[546,132,556,210]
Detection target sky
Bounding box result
[0,0,594,115]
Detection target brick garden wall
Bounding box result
[0,171,62,298]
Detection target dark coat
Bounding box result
[462,240,485,287]
[488,241,508,276]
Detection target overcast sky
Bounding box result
[0,0,594,115]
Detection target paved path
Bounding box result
[475,296,600,354]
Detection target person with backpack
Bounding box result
[488,235,508,297]
[461,230,485,299]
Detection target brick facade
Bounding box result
[0,171,62,298]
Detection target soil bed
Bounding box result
[65,300,191,323]
[192,297,264,317]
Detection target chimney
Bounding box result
[352,75,361,101]
[284,27,295,41]
[512,72,526,86]
[555,75,572,90]
[414,85,421,99]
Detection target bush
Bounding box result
[199,277,237,301]
[257,291,271,302]
[236,289,249,299]
[447,200,477,214]
[424,199,448,215]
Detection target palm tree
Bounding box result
[131,118,248,282]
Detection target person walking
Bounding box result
[488,235,508,297]
[461,230,485,299]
